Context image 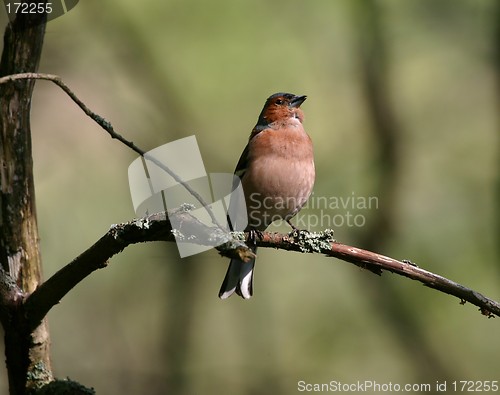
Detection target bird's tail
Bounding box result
[218,248,257,300]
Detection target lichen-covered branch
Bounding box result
[23,212,499,332]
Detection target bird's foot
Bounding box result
[286,219,310,238]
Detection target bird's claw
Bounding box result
[286,220,310,239]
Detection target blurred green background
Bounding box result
[1,0,499,393]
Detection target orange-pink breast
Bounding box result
[242,124,315,230]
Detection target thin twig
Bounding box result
[0,72,225,229]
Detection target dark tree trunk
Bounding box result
[0,7,50,395]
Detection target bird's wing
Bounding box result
[226,142,250,232]
[234,143,249,179]
[234,124,270,178]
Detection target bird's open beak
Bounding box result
[290,95,307,108]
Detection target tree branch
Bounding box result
[259,231,499,318]
[23,212,499,332]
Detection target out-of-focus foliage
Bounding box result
[0,0,498,394]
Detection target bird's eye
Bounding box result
[275,99,284,105]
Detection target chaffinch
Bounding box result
[219,92,315,299]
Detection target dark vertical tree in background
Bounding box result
[494,0,500,260]
[350,0,453,383]
[86,6,203,394]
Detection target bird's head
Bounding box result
[256,92,307,128]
